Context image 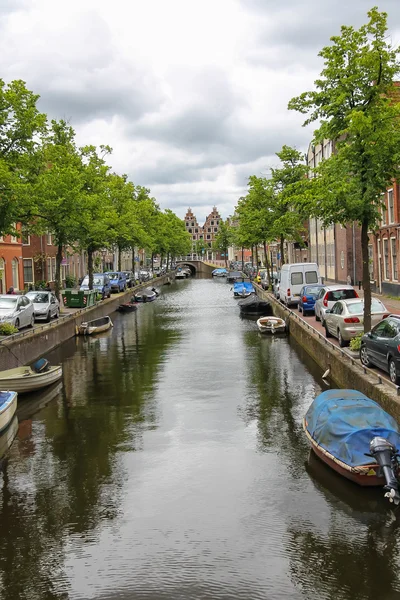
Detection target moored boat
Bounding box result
[238,294,272,316]
[0,360,62,393]
[233,281,254,298]
[226,271,244,284]
[257,316,286,334]
[212,268,228,277]
[134,288,157,302]
[117,302,139,313]
[78,316,113,335]
[304,389,400,503]
[0,391,17,432]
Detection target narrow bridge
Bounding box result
[175,260,222,276]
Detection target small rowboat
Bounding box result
[304,389,400,504]
[257,316,286,334]
[117,302,139,313]
[0,391,17,432]
[0,360,62,393]
[78,316,113,335]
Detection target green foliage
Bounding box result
[65,274,77,288]
[0,322,18,336]
[288,7,400,332]
[349,334,363,352]
[35,280,47,289]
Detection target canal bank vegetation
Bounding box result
[231,7,400,334]
[0,81,191,297]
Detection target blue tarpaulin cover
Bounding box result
[233,282,254,294]
[305,389,400,467]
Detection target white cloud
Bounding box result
[0,0,399,223]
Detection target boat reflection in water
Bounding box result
[16,382,63,444]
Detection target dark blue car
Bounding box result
[298,284,324,316]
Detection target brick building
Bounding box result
[184,206,223,260]
[0,224,24,293]
[306,140,363,284]
[369,182,400,295]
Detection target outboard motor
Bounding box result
[370,437,400,504]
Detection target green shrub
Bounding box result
[35,280,47,290]
[65,274,77,288]
[0,323,18,336]
[349,333,363,352]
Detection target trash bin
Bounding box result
[61,289,97,309]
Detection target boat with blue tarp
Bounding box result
[233,281,254,298]
[212,268,228,277]
[304,389,400,504]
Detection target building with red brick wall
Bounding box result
[369,182,400,295]
[0,224,24,293]
[184,206,223,260]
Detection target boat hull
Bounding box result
[78,317,113,335]
[117,303,138,313]
[0,392,17,433]
[257,317,286,334]
[0,366,62,393]
[304,419,386,487]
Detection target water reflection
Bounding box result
[0,279,399,599]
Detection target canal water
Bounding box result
[1,278,400,600]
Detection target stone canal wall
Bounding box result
[257,287,400,420]
[0,275,173,371]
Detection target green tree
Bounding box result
[213,221,232,268]
[0,79,46,235]
[288,7,400,332]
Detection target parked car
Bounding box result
[122,271,135,288]
[360,315,400,383]
[314,284,358,326]
[106,272,127,293]
[25,291,60,322]
[324,298,389,347]
[298,284,324,316]
[255,269,267,284]
[139,269,151,282]
[0,294,35,330]
[80,273,111,299]
[273,273,281,299]
[279,263,321,307]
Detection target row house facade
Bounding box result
[306,140,363,285]
[369,182,400,296]
[0,225,24,293]
[184,206,223,260]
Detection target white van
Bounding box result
[279,263,321,307]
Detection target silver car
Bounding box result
[26,291,60,322]
[314,284,358,326]
[324,298,389,347]
[0,294,35,330]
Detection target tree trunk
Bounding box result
[280,236,285,266]
[241,246,244,270]
[224,248,228,269]
[55,244,63,300]
[166,252,170,270]
[255,246,259,268]
[131,246,135,272]
[88,246,94,290]
[251,246,254,267]
[361,220,371,333]
[263,241,271,287]
[151,253,154,273]
[118,244,122,271]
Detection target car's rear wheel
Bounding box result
[338,330,347,347]
[360,344,372,367]
[30,315,35,328]
[325,324,332,338]
[55,310,59,319]
[45,311,51,322]
[389,359,399,384]
[298,304,302,312]
[315,311,320,322]
[15,318,20,329]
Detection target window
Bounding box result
[188,228,192,233]
[340,251,344,270]
[23,259,33,284]
[381,197,387,226]
[216,221,219,225]
[206,235,211,240]
[207,228,211,233]
[191,222,194,227]
[21,229,30,245]
[214,227,218,232]
[12,258,19,290]
[186,222,189,227]
[195,228,198,233]
[211,221,214,226]
[328,289,357,301]
[388,189,394,224]
[391,237,397,281]
[305,271,318,283]
[291,272,303,285]
[383,238,389,279]
[332,303,343,315]
[192,235,196,240]
[46,232,52,245]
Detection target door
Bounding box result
[367,320,397,369]
[326,301,342,335]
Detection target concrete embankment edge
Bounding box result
[0,276,173,371]
[257,287,400,420]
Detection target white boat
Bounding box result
[78,316,113,335]
[0,391,17,432]
[0,362,63,393]
[0,414,18,458]
[257,316,287,334]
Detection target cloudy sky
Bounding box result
[1,1,400,224]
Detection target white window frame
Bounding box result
[388,189,395,225]
[383,238,389,280]
[381,195,387,227]
[46,232,52,245]
[391,236,398,281]
[12,257,19,290]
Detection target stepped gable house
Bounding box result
[184,206,222,260]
